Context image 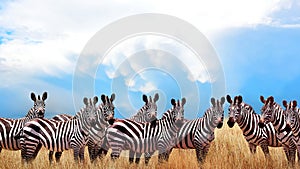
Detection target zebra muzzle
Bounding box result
[258,119,265,128]
[227,117,235,128]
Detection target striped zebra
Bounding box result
[226,95,290,159]
[20,96,99,163]
[106,98,186,163]
[283,100,300,165]
[0,92,47,154]
[46,94,115,164]
[166,97,225,164]
[128,93,159,164]
[259,96,296,165]
[87,94,115,162]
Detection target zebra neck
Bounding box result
[204,113,218,133]
[237,112,258,133]
[75,117,90,137]
[272,108,286,132]
[291,110,300,136]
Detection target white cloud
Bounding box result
[0,0,298,89]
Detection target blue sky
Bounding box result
[0,0,299,119]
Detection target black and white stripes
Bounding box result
[106,98,186,164]
[20,96,99,163]
[0,92,47,152]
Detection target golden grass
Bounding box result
[0,123,296,169]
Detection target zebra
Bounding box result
[283,100,300,165]
[106,98,186,164]
[128,93,159,164]
[259,96,296,165]
[20,96,99,163]
[226,95,289,159]
[87,93,115,162]
[46,94,116,164]
[0,92,47,154]
[165,97,225,164]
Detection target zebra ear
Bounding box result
[101,95,106,104]
[260,96,265,104]
[31,92,37,102]
[171,99,176,107]
[226,95,232,104]
[238,95,243,104]
[143,94,148,103]
[42,92,48,101]
[220,97,225,105]
[153,93,159,103]
[269,96,274,104]
[110,93,115,102]
[83,97,88,105]
[93,96,98,105]
[293,100,297,108]
[211,98,216,107]
[181,98,186,106]
[283,100,288,108]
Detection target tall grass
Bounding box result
[0,123,293,169]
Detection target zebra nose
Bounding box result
[258,118,265,128]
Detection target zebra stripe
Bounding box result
[0,92,47,152]
[106,98,186,164]
[48,114,73,164]
[259,96,296,165]
[128,93,159,164]
[165,97,224,164]
[20,96,99,163]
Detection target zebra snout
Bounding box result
[258,119,265,128]
[227,117,235,128]
[285,123,292,133]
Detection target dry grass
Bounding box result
[0,123,296,169]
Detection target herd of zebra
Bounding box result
[1,92,300,166]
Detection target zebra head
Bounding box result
[210,97,225,129]
[259,96,276,128]
[141,93,159,122]
[283,100,297,133]
[83,96,99,126]
[170,98,186,127]
[100,93,115,122]
[29,92,48,118]
[226,95,242,128]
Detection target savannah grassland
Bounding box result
[0,123,294,169]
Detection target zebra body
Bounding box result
[128,93,159,164]
[0,92,47,152]
[259,96,296,165]
[106,98,186,163]
[167,97,224,164]
[20,96,99,163]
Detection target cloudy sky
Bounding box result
[0,0,299,119]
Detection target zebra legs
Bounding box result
[73,146,85,163]
[55,152,63,163]
[248,143,257,154]
[129,150,135,163]
[145,151,155,165]
[260,143,270,159]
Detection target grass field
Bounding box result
[0,123,294,169]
